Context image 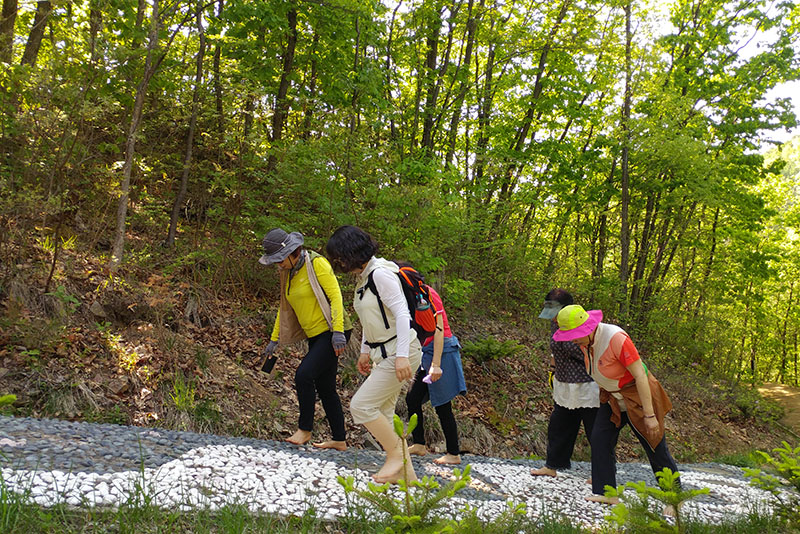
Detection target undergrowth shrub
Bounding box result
[605,467,709,533]
[338,414,472,532]
[462,336,523,365]
[744,441,800,528]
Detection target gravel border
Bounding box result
[0,415,780,528]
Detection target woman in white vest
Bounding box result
[259,228,351,451]
[326,225,423,484]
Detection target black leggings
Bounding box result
[406,367,460,455]
[295,331,347,441]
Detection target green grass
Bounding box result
[713,450,765,468]
[0,480,791,534]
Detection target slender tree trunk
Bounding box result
[445,0,477,166]
[0,0,17,63]
[472,41,495,197]
[780,283,794,383]
[794,331,798,386]
[301,31,319,140]
[694,207,719,315]
[420,3,443,154]
[629,191,659,312]
[136,0,146,31]
[89,2,103,64]
[594,158,616,279]
[110,0,161,270]
[213,0,224,137]
[242,96,254,139]
[618,0,632,319]
[344,15,361,200]
[166,0,206,248]
[20,0,51,67]
[266,6,298,175]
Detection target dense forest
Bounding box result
[1,0,799,392]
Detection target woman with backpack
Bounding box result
[400,264,467,465]
[326,226,423,484]
[258,228,351,451]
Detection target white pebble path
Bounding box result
[0,416,785,529]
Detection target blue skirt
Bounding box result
[421,336,467,407]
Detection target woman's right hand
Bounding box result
[264,340,279,357]
[357,352,372,375]
[428,365,443,382]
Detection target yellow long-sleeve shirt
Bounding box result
[271,255,346,341]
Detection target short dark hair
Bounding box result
[545,288,574,307]
[326,225,378,272]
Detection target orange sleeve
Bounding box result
[618,336,640,367]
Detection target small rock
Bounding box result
[90,300,107,318]
[107,378,129,395]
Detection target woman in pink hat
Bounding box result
[554,304,679,504]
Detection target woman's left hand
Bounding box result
[643,415,660,441]
[395,357,412,382]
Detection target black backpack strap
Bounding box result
[364,335,397,359]
[358,270,390,330]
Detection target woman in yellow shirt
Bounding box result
[259,228,351,450]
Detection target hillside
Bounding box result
[1,225,794,466]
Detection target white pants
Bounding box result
[350,350,422,425]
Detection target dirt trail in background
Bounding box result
[758,383,800,435]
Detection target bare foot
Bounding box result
[312,440,347,451]
[434,454,461,465]
[530,466,557,477]
[286,429,312,445]
[374,463,418,484]
[585,495,619,505]
[373,456,406,482]
[407,444,429,456]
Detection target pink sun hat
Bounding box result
[552,305,603,341]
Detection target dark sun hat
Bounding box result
[259,228,304,266]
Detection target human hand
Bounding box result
[332,331,347,356]
[428,365,443,383]
[357,353,372,375]
[395,357,412,382]
[263,340,279,357]
[643,415,659,441]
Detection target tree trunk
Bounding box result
[0,0,17,63]
[166,0,206,248]
[780,283,794,383]
[384,1,402,142]
[472,40,495,198]
[266,7,298,175]
[110,0,161,270]
[213,0,224,136]
[420,3,443,154]
[693,207,719,315]
[301,31,319,140]
[89,2,102,64]
[444,0,477,166]
[20,0,51,67]
[618,0,632,319]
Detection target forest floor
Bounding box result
[1,226,797,468]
